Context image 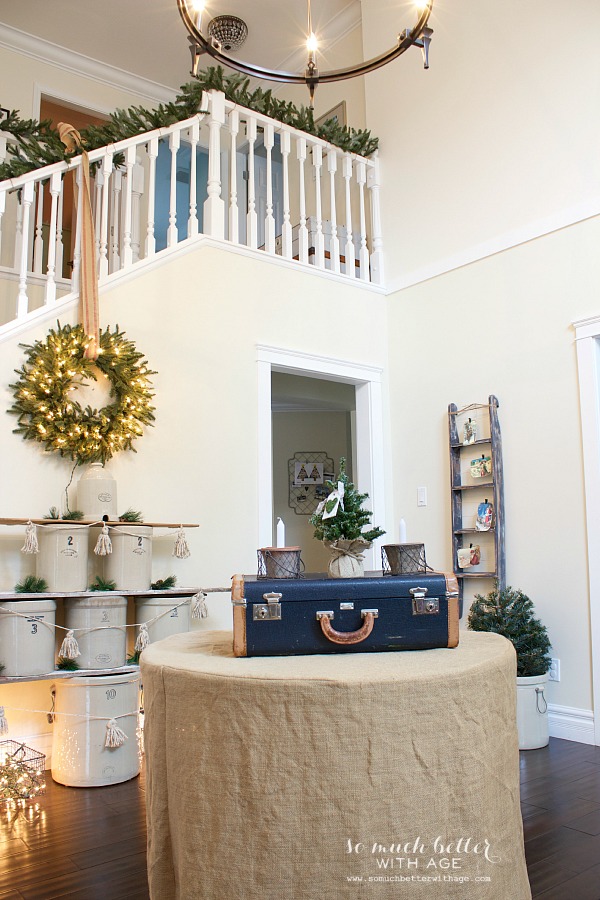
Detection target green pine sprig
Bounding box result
[15,575,48,593]
[119,508,144,522]
[89,576,117,592]
[151,575,177,590]
[56,657,80,671]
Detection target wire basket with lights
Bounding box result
[0,741,46,803]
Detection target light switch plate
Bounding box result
[417,486,427,507]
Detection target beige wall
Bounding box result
[386,215,600,712]
[0,44,168,120]
[361,0,600,286]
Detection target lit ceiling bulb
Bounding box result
[190,0,205,10]
[306,32,318,54]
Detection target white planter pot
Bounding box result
[0,599,56,676]
[64,595,127,669]
[104,526,153,591]
[51,671,141,787]
[36,524,89,592]
[134,595,191,645]
[77,462,117,522]
[516,673,549,750]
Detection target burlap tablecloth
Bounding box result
[141,630,531,900]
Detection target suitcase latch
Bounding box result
[253,592,282,621]
[410,586,439,615]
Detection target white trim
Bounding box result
[548,704,595,745]
[256,345,386,568]
[389,200,600,294]
[573,315,600,746]
[0,23,177,104]
[33,83,115,122]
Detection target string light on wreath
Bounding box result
[9,322,156,464]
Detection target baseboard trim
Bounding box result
[548,703,595,745]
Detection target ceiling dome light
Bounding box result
[207,15,248,53]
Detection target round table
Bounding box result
[141,630,531,899]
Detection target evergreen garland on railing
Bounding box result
[0,66,378,180]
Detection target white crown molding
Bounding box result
[548,704,595,745]
[388,198,600,295]
[0,23,178,104]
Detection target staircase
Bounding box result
[0,90,384,339]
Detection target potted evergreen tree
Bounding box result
[468,584,552,749]
[309,458,385,578]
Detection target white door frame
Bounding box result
[257,345,386,570]
[573,314,600,745]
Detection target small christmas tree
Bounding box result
[310,458,385,543]
[468,584,551,677]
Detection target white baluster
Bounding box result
[188,119,199,239]
[327,149,340,274]
[264,122,276,254]
[280,130,292,259]
[131,155,144,262]
[367,154,384,286]
[55,182,64,281]
[110,168,122,272]
[93,167,103,259]
[246,116,258,249]
[71,167,82,292]
[98,150,113,279]
[167,130,180,248]
[44,171,61,305]
[311,144,325,269]
[229,108,240,244]
[33,179,44,274]
[204,91,225,239]
[16,181,34,318]
[0,138,5,263]
[356,160,369,281]
[146,137,158,258]
[122,145,136,269]
[0,189,5,265]
[296,137,308,264]
[342,155,355,278]
[13,195,23,273]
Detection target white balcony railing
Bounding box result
[0,90,383,331]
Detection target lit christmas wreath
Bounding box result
[9,322,156,464]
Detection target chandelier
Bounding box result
[177,1,434,108]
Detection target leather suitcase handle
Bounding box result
[317,610,377,645]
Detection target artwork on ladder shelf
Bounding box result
[463,417,477,445]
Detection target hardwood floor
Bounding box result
[1,737,599,898]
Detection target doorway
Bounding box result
[257,345,386,572]
[272,372,355,573]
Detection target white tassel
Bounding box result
[0,706,8,735]
[21,520,39,554]
[58,630,81,660]
[172,527,191,559]
[94,523,112,556]
[105,718,128,748]
[134,623,150,653]
[191,591,209,620]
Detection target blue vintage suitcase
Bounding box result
[232,572,459,657]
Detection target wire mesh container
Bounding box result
[382,543,429,576]
[257,547,304,579]
[0,741,46,802]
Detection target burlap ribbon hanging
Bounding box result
[58,123,99,360]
